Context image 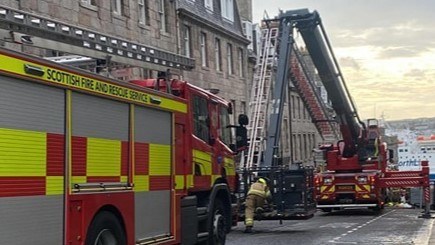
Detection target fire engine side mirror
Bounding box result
[235,126,248,150]
[238,114,248,126]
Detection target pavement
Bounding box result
[422,208,435,245]
[429,213,435,245]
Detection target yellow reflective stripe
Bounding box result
[87,138,121,176]
[0,54,187,113]
[224,157,235,175]
[186,174,194,188]
[121,176,128,183]
[356,185,370,192]
[149,144,171,175]
[46,176,64,195]
[320,185,335,193]
[245,218,253,226]
[175,175,185,190]
[134,175,149,192]
[71,176,86,184]
[193,150,212,175]
[0,128,46,176]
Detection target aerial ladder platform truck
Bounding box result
[267,9,431,213]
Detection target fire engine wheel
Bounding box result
[85,211,126,245]
[210,199,227,245]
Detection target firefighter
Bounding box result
[244,177,271,233]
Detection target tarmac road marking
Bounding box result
[328,210,396,243]
[414,217,434,245]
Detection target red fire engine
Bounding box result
[0,46,243,244]
[273,9,430,212]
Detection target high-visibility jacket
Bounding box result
[247,182,271,199]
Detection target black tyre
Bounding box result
[321,208,332,213]
[85,211,127,245]
[209,199,227,245]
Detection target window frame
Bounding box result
[219,106,232,147]
[158,0,167,32]
[215,38,221,71]
[81,0,97,6]
[192,95,210,143]
[238,48,244,78]
[112,0,122,15]
[220,0,234,22]
[138,0,149,25]
[205,0,213,11]
[200,32,208,67]
[183,25,191,57]
[226,43,233,75]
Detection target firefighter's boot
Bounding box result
[244,226,253,233]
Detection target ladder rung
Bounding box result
[0,5,194,70]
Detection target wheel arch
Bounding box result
[86,205,128,242]
[208,183,232,230]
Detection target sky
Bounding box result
[252,0,435,121]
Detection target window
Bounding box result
[220,0,234,21]
[158,0,167,32]
[193,95,210,142]
[183,25,191,57]
[200,32,208,67]
[226,43,233,75]
[81,0,97,6]
[112,0,122,15]
[205,0,213,11]
[219,106,232,146]
[138,0,149,25]
[215,38,221,71]
[238,48,244,77]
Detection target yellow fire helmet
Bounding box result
[258,178,267,185]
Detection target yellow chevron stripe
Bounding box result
[320,185,335,193]
[0,128,46,176]
[149,144,171,175]
[356,184,370,192]
[87,138,121,176]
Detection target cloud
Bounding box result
[403,69,426,79]
[252,0,435,120]
[377,47,422,59]
[339,57,360,70]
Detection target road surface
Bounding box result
[227,208,433,245]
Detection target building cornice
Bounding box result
[177,8,251,45]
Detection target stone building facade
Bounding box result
[176,0,252,122]
[2,0,252,123]
[0,0,324,166]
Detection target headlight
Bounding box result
[323,177,333,185]
[357,176,368,184]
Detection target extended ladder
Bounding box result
[290,45,340,142]
[0,5,194,70]
[245,27,278,169]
